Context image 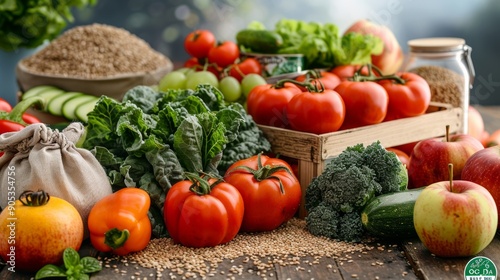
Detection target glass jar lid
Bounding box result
[408,37,466,53]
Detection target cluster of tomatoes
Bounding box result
[183,29,262,81]
[159,29,267,103]
[246,64,432,135]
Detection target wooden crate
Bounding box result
[257,102,463,217]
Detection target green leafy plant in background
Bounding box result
[244,19,383,69]
[0,0,98,51]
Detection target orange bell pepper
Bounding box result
[88,188,152,256]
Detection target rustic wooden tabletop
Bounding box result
[1,105,499,280]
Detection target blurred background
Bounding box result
[4,0,500,106]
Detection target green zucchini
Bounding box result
[236,29,283,54]
[361,187,425,239]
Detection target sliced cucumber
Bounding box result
[47,92,84,116]
[36,89,66,110]
[22,85,60,100]
[75,98,99,123]
[62,95,98,121]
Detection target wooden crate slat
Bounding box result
[320,107,463,160]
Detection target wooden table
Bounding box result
[1,106,499,280]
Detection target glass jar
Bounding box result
[403,37,475,133]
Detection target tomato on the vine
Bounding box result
[330,65,371,81]
[208,41,240,68]
[229,58,262,82]
[334,80,388,130]
[164,174,244,248]
[295,71,341,90]
[377,72,431,121]
[184,30,216,59]
[223,153,301,232]
[246,83,298,128]
[184,57,200,69]
[286,88,345,134]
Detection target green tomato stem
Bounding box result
[227,153,293,194]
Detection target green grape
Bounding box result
[219,76,242,102]
[241,73,267,97]
[158,71,187,91]
[185,71,219,90]
[176,67,196,76]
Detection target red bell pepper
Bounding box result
[0,97,44,134]
[0,98,13,112]
[0,97,44,157]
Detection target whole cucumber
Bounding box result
[236,29,283,54]
[361,187,425,239]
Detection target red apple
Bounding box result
[413,173,498,257]
[462,145,500,229]
[344,19,404,75]
[408,129,484,189]
[467,105,485,141]
[483,129,500,148]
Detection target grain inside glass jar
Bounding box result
[409,65,464,108]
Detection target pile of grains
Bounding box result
[118,218,373,279]
[409,65,465,108]
[20,24,170,79]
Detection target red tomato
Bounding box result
[334,80,388,130]
[295,71,341,90]
[246,84,298,128]
[378,72,431,121]
[286,89,345,134]
[330,65,370,81]
[223,154,302,232]
[208,41,240,68]
[229,58,262,82]
[386,147,410,169]
[184,30,216,59]
[184,57,200,69]
[164,176,244,248]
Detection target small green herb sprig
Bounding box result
[35,248,102,280]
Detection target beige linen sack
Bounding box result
[0,122,112,235]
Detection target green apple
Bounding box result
[413,171,498,257]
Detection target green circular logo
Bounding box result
[464,256,497,280]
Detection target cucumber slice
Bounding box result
[47,92,84,116]
[62,95,98,121]
[22,85,60,100]
[36,89,66,107]
[75,98,99,123]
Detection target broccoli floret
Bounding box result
[305,203,364,242]
[305,203,339,239]
[363,141,408,193]
[338,211,364,242]
[304,140,407,242]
